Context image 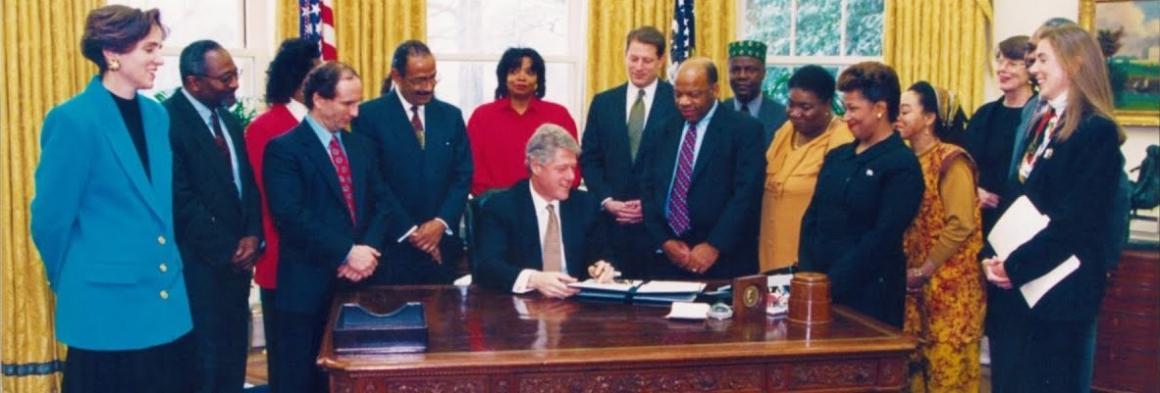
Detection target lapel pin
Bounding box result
[1043,148,1053,159]
[866,169,874,176]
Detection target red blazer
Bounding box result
[245,103,299,289]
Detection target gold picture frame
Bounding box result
[1079,0,1160,127]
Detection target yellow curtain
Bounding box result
[276,0,426,99]
[587,0,735,100]
[1,0,101,392]
[884,0,993,115]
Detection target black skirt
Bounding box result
[62,333,196,393]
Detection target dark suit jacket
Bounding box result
[166,89,262,267]
[1005,113,1122,322]
[641,104,765,279]
[351,92,473,283]
[798,132,924,327]
[473,180,612,291]
[724,95,787,149]
[263,121,410,314]
[580,81,677,202]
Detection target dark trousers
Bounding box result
[274,309,329,393]
[184,261,252,393]
[1014,317,1098,393]
[986,311,1028,393]
[607,221,652,279]
[62,333,195,393]
[260,288,281,392]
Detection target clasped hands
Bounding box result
[528,260,617,299]
[982,257,1013,289]
[603,199,643,224]
[662,240,718,274]
[337,244,380,282]
[407,219,445,263]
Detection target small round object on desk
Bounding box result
[788,272,832,324]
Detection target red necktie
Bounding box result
[667,124,697,235]
[410,105,426,149]
[328,136,356,225]
[210,110,232,170]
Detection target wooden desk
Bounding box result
[319,286,916,393]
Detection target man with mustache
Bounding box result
[723,40,787,149]
[165,40,261,393]
[352,40,472,285]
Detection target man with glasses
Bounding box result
[352,39,473,285]
[165,39,261,393]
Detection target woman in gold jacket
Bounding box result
[758,65,853,273]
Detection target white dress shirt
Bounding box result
[625,78,659,127]
[180,88,241,196]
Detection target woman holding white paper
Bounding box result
[983,20,1126,393]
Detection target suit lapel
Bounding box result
[690,106,724,183]
[386,92,425,152]
[655,119,681,202]
[559,196,585,277]
[295,125,347,213]
[170,91,236,188]
[516,185,544,270]
[343,133,368,224]
[86,81,164,222]
[609,84,633,163]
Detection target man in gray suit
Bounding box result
[723,40,787,149]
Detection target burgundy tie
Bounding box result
[209,110,232,169]
[667,124,697,235]
[410,105,426,149]
[328,136,356,225]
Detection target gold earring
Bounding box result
[108,58,121,72]
[876,113,882,119]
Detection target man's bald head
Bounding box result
[674,57,720,123]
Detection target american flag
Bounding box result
[668,0,695,82]
[300,0,337,61]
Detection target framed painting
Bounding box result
[1080,0,1160,126]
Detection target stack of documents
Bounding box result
[988,196,1080,308]
[569,280,707,304]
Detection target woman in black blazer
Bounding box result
[984,21,1126,393]
[798,62,924,328]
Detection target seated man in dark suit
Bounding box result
[474,124,617,298]
[641,57,765,280]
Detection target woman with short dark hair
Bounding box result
[757,65,853,273]
[798,61,924,328]
[467,47,579,195]
[31,5,195,392]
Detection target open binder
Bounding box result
[568,280,706,304]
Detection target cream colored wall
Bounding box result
[989,0,1158,175]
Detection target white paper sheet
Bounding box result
[665,302,710,320]
[988,196,1080,308]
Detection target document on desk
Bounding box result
[569,280,706,304]
[989,196,1080,308]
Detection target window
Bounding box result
[740,0,884,106]
[108,0,277,107]
[427,0,588,123]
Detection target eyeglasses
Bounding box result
[199,69,242,85]
[995,58,1026,70]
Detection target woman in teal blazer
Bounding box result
[30,5,193,392]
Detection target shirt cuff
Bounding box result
[512,269,536,294]
[396,226,418,243]
[601,197,613,210]
[433,218,453,235]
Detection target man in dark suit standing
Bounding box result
[642,58,765,280]
[723,40,787,149]
[264,62,410,393]
[475,124,616,298]
[580,26,676,278]
[352,40,472,285]
[166,40,260,393]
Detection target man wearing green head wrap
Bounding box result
[724,40,787,149]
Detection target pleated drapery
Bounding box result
[884,0,993,115]
[1,1,102,391]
